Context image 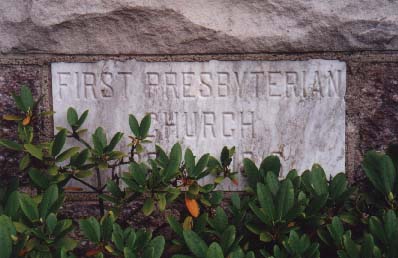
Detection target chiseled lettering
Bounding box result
[203,112,216,138]
[100,72,114,98]
[268,71,283,97]
[148,112,158,138]
[75,72,81,99]
[302,70,308,97]
[146,72,160,98]
[184,112,199,137]
[164,112,178,138]
[250,72,263,97]
[234,71,249,97]
[222,112,236,137]
[285,72,299,98]
[199,72,212,97]
[83,72,97,99]
[241,111,254,138]
[58,72,71,100]
[117,72,132,99]
[165,72,179,99]
[326,70,343,97]
[182,72,195,98]
[217,72,229,97]
[312,71,323,97]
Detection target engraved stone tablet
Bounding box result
[51,59,346,190]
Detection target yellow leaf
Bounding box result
[183,216,193,230]
[3,114,23,121]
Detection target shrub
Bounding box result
[0,86,398,258]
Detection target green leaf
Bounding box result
[362,151,395,195]
[19,154,30,170]
[20,85,34,110]
[5,191,20,219]
[342,234,359,258]
[265,172,279,196]
[67,108,78,126]
[184,148,195,174]
[231,193,240,209]
[46,213,57,234]
[156,145,169,167]
[39,184,59,219]
[328,217,344,245]
[256,182,275,223]
[194,213,208,234]
[243,158,259,191]
[221,225,236,252]
[143,247,155,258]
[105,132,123,153]
[139,114,152,139]
[24,144,43,160]
[193,154,210,178]
[221,146,231,167]
[111,224,124,251]
[28,168,49,189]
[101,213,115,242]
[71,149,89,167]
[244,251,256,258]
[164,143,182,181]
[207,242,224,258]
[0,215,15,258]
[106,181,123,198]
[19,193,39,222]
[129,114,140,137]
[276,179,294,220]
[52,129,67,156]
[260,155,281,177]
[12,93,26,112]
[18,124,33,143]
[330,173,348,201]
[75,110,89,129]
[361,234,375,258]
[148,236,165,258]
[142,198,155,216]
[183,230,208,258]
[130,162,147,186]
[79,217,101,243]
[157,193,167,211]
[92,127,107,153]
[369,216,386,244]
[123,247,135,258]
[56,147,80,162]
[167,216,183,238]
[310,164,328,196]
[260,231,273,242]
[208,207,228,233]
[384,210,397,240]
[0,139,23,151]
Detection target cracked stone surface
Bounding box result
[1,0,398,54]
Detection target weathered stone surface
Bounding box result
[0,65,42,181]
[52,59,346,190]
[346,62,398,182]
[0,0,397,54]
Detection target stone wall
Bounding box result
[1,1,398,186]
[1,0,398,54]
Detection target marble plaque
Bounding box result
[51,59,346,190]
